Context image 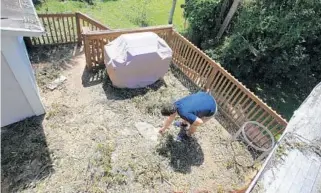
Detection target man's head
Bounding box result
[161,103,177,116]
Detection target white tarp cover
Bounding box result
[104,32,172,88]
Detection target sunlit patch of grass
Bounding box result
[36,0,185,31]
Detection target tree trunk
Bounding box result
[168,0,177,24]
[216,0,242,41]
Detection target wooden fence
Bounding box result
[27,12,109,46]
[82,25,172,69]
[29,12,288,138]
[170,30,288,137]
[82,26,288,138]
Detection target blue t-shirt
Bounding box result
[174,91,217,124]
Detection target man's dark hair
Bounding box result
[161,103,177,116]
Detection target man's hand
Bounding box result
[159,113,177,136]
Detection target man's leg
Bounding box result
[201,116,213,124]
[187,117,203,136]
[187,116,213,136]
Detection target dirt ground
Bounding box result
[1,44,259,193]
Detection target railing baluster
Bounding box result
[52,17,59,43]
[40,16,47,44]
[62,16,68,43]
[45,16,55,44]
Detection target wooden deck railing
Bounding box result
[170,31,288,136]
[82,25,172,69]
[82,26,288,138]
[27,12,109,46]
[30,12,287,138]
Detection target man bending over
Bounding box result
[159,90,217,141]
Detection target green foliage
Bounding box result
[213,0,321,90]
[185,0,321,119]
[184,0,229,47]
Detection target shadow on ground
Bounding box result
[27,43,82,65]
[1,116,53,193]
[156,134,204,174]
[170,64,200,93]
[101,74,167,100]
[82,67,106,87]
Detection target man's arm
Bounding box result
[159,113,176,134]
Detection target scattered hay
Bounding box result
[2,45,259,192]
[1,116,53,192]
[86,142,127,192]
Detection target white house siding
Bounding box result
[1,53,34,127]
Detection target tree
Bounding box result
[168,0,177,24]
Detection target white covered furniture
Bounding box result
[104,32,172,88]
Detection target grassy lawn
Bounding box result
[36,0,186,31]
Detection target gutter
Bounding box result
[245,128,290,193]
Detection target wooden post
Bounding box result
[168,0,177,24]
[216,0,242,41]
[83,35,91,70]
[75,12,82,45]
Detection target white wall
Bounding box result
[1,36,45,127]
[1,53,34,126]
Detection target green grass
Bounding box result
[36,0,185,31]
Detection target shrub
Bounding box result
[210,0,321,91]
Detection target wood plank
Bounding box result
[86,25,172,39]
[62,17,68,43]
[199,66,210,87]
[248,107,262,121]
[257,111,268,123]
[222,85,238,107]
[57,17,64,43]
[171,36,179,62]
[71,16,76,42]
[246,104,259,119]
[207,68,221,90]
[38,13,75,17]
[95,39,99,63]
[266,119,277,130]
[66,16,72,42]
[202,66,215,87]
[40,16,47,45]
[195,58,207,86]
[261,116,272,126]
[83,36,91,69]
[227,88,241,105]
[45,16,55,44]
[185,50,196,77]
[213,74,225,92]
[217,81,232,102]
[75,13,82,44]
[175,38,184,68]
[77,12,109,30]
[179,41,189,71]
[190,55,203,82]
[216,77,229,96]
[243,101,255,116]
[221,83,236,104]
[51,17,59,43]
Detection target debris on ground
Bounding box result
[46,75,66,90]
[135,122,159,142]
[1,46,258,193]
